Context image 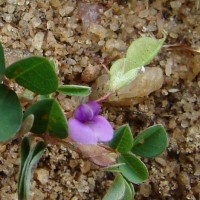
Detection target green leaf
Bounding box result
[39,94,51,100]
[103,174,135,200]
[49,59,57,70]
[103,163,126,172]
[20,137,31,169]
[124,179,134,200]
[126,36,166,72]
[24,99,68,139]
[23,141,46,199]
[18,137,31,200]
[18,138,46,200]
[109,35,166,92]
[103,174,126,200]
[109,58,141,91]
[132,124,168,158]
[57,85,91,96]
[0,84,23,141]
[5,56,58,95]
[128,182,135,199]
[118,153,149,184]
[109,124,134,153]
[0,43,5,82]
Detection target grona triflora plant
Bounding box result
[0,34,168,200]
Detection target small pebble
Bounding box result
[35,169,49,185]
[32,32,45,50]
[81,64,100,83]
[89,23,108,39]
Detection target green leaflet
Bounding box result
[24,99,68,139]
[109,58,141,91]
[132,124,168,158]
[109,35,166,92]
[0,84,23,141]
[0,43,5,82]
[18,138,46,200]
[103,174,126,200]
[5,56,58,95]
[103,174,135,200]
[109,124,134,153]
[125,36,166,72]
[57,85,91,96]
[118,153,149,184]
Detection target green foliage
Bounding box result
[0,38,169,200]
[5,56,58,95]
[109,58,141,92]
[109,36,165,92]
[0,84,23,141]
[58,85,91,96]
[18,137,46,200]
[103,124,168,199]
[128,182,135,199]
[0,43,5,82]
[106,36,168,198]
[132,124,168,158]
[103,174,125,200]
[19,137,31,174]
[39,94,51,100]
[118,153,149,184]
[126,36,166,72]
[124,179,135,200]
[109,124,133,153]
[24,99,68,139]
[103,163,125,173]
[103,174,134,200]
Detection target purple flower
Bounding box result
[68,101,114,144]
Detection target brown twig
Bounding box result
[163,44,200,53]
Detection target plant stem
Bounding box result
[96,92,113,103]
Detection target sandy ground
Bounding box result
[0,0,200,199]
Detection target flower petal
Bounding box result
[87,101,101,116]
[75,104,93,122]
[87,116,114,142]
[68,118,98,144]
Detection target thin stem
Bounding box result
[55,138,82,154]
[101,64,110,74]
[98,143,117,153]
[35,134,82,154]
[163,44,200,53]
[96,92,113,103]
[98,58,110,74]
